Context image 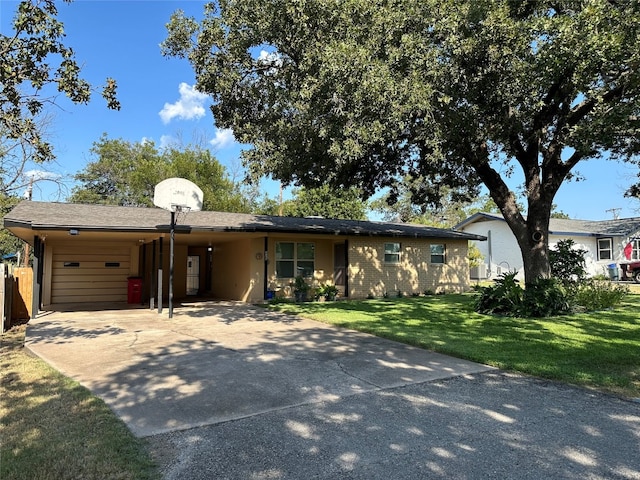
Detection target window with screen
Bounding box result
[597,238,612,260]
[384,243,401,263]
[275,242,315,278]
[430,244,446,264]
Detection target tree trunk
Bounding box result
[519,232,551,284]
[503,203,552,285]
[468,141,558,286]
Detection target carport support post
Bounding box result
[169,210,175,319]
[31,235,42,318]
[150,240,156,310]
[263,236,268,300]
[158,237,163,314]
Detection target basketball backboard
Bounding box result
[153,178,203,212]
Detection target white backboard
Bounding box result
[153,178,203,212]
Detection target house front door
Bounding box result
[186,255,200,295]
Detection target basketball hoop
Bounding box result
[152,178,204,319]
[171,204,192,224]
[154,178,203,213]
[171,204,191,213]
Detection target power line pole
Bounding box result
[605,208,621,220]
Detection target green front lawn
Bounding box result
[269,293,640,398]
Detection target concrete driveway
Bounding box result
[25,301,493,437]
[26,301,640,479]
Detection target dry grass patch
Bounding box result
[1,325,158,480]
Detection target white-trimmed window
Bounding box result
[633,239,640,260]
[384,242,401,263]
[430,244,446,264]
[275,242,315,278]
[597,238,612,260]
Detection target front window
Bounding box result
[275,242,315,278]
[430,244,446,264]
[384,243,401,263]
[633,239,640,260]
[597,238,612,260]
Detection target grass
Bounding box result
[0,325,159,480]
[268,292,640,399]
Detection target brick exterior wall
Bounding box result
[347,238,470,298]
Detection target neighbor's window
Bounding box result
[384,242,401,263]
[275,242,315,278]
[633,239,640,260]
[430,244,446,264]
[597,238,612,260]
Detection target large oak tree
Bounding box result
[163,0,640,283]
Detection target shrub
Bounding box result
[474,272,523,315]
[316,283,339,301]
[474,273,628,317]
[550,239,587,283]
[521,278,572,317]
[571,279,628,311]
[468,241,485,268]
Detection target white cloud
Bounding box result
[209,128,236,150]
[159,135,177,149]
[159,83,209,124]
[23,169,61,181]
[258,49,283,67]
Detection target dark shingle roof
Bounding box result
[4,201,486,241]
[454,212,640,237]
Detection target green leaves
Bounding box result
[1,0,120,173]
[164,0,640,281]
[282,185,368,220]
[69,136,251,213]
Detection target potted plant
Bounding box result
[313,285,325,302]
[321,283,338,301]
[293,275,310,302]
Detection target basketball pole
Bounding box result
[153,178,203,319]
[169,209,175,319]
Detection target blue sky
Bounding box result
[2,0,639,221]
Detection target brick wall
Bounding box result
[347,238,470,298]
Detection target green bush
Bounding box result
[549,239,587,283]
[474,272,523,315]
[521,278,572,317]
[571,279,628,311]
[315,283,339,301]
[474,273,627,317]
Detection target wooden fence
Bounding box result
[1,264,33,332]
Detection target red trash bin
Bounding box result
[127,277,142,304]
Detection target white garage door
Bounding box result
[51,245,131,304]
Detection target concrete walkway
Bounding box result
[25,301,640,479]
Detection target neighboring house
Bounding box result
[455,212,640,280]
[3,201,485,314]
